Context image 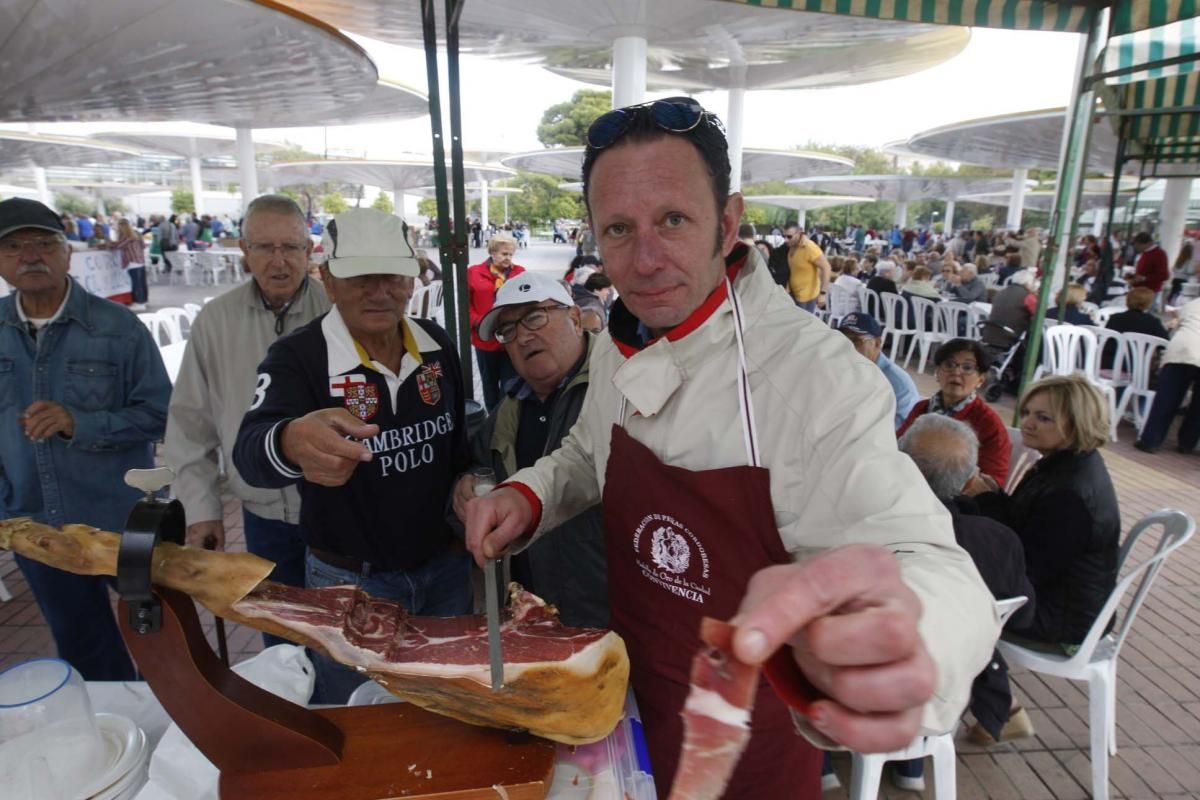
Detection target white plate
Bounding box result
[76,714,146,800]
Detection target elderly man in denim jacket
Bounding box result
[0,199,170,680]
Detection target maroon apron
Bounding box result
[601,280,819,799]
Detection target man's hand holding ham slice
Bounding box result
[731,545,936,753]
[467,495,937,754]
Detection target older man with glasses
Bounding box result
[233,208,471,703]
[0,198,170,680]
[464,97,996,799]
[451,271,608,628]
[163,195,330,647]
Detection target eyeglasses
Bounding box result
[494,304,569,344]
[246,242,308,258]
[0,236,64,257]
[586,97,711,150]
[938,360,980,374]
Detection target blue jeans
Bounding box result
[795,299,818,313]
[127,266,148,303]
[15,554,136,681]
[242,509,307,648]
[1138,363,1200,452]
[305,547,473,704]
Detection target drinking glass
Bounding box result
[471,467,497,497]
[0,658,105,800]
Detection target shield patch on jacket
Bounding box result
[343,382,380,421]
[417,362,443,406]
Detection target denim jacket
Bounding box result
[0,278,171,533]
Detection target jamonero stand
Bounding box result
[115,469,554,800]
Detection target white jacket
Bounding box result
[163,278,330,525]
[1166,297,1200,368]
[509,246,998,736]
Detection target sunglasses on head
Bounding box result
[586,96,710,150]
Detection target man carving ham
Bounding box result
[465,97,998,798]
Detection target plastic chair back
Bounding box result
[1039,325,1098,378]
[939,301,973,339]
[996,596,1029,627]
[407,284,432,318]
[908,296,940,337]
[183,303,202,323]
[863,287,883,319]
[1120,332,1168,395]
[1004,427,1041,494]
[1080,325,1127,383]
[827,283,857,324]
[156,307,190,342]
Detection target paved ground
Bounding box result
[2,240,1199,798]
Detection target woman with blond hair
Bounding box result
[967,374,1120,744]
[1050,283,1092,325]
[113,217,148,310]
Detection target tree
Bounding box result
[170,187,194,214]
[54,192,93,217]
[321,192,348,215]
[537,90,612,148]
[417,197,438,220]
[501,172,585,224]
[371,192,394,214]
[103,197,130,215]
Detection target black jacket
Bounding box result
[867,275,899,296]
[946,497,1036,628]
[766,243,791,289]
[975,449,1120,645]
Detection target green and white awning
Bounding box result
[718,1,1200,35]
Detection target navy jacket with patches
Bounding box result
[233,313,468,571]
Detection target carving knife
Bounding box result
[485,558,504,691]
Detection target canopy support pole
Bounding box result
[235,128,258,215]
[1160,177,1194,268]
[944,199,956,236]
[32,164,50,208]
[1018,8,1108,410]
[727,80,746,193]
[612,37,647,108]
[480,179,489,229]
[894,201,909,228]
[1006,169,1027,230]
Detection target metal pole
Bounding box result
[446,0,472,389]
[421,0,462,365]
[1017,7,1108,410]
[612,37,647,107]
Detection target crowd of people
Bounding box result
[0,93,1196,800]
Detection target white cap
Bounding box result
[478,271,574,341]
[322,208,420,279]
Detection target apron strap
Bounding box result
[727,277,760,468]
[615,279,760,468]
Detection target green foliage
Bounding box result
[321,192,348,215]
[417,197,438,219]
[970,214,995,231]
[501,172,585,224]
[798,141,898,175]
[537,90,612,148]
[103,197,129,215]
[54,192,94,217]
[266,143,323,164]
[371,192,394,214]
[170,187,194,214]
[226,182,239,195]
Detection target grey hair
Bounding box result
[898,415,979,500]
[961,263,977,277]
[877,260,897,277]
[1010,269,1035,288]
[242,194,307,238]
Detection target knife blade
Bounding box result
[484,558,504,691]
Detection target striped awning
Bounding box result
[717,1,1200,35]
[1105,17,1199,82]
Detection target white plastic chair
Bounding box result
[826,283,858,328]
[194,251,227,285]
[1092,306,1119,326]
[904,296,952,373]
[939,301,974,340]
[426,280,446,325]
[182,303,202,323]
[1113,333,1168,435]
[1080,325,1127,441]
[863,287,883,320]
[150,308,186,345]
[407,284,433,318]
[155,307,189,343]
[880,292,917,361]
[1004,426,1042,494]
[997,510,1195,800]
[1033,325,1098,382]
[161,250,196,286]
[849,597,1029,800]
[979,272,999,289]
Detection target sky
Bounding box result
[6,26,1085,168]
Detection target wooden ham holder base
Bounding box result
[118,588,556,800]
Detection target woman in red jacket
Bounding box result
[897,338,1010,487]
[467,232,525,408]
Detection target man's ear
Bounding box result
[720,193,745,256]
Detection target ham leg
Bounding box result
[0,518,629,745]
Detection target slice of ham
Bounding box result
[667,618,760,800]
[0,519,630,746]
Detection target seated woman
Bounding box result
[897,339,1010,486]
[1051,283,1093,325]
[901,265,941,300]
[967,375,1120,743]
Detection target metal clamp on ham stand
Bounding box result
[113,469,555,800]
[119,468,185,636]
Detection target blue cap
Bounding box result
[838,312,883,338]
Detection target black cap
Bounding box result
[0,198,65,241]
